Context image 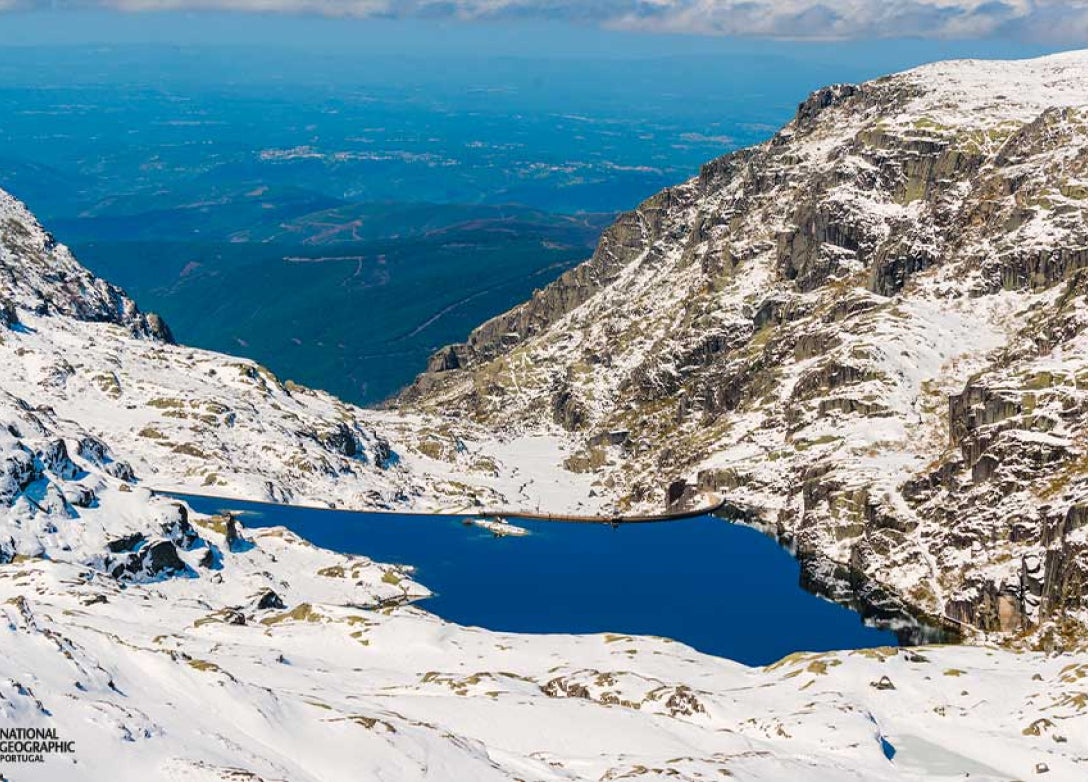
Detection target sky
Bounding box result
[0,1,1086,45]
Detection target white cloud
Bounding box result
[10,0,1088,42]
[608,0,1034,39]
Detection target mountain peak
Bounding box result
[0,187,172,341]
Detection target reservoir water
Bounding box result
[177,494,898,666]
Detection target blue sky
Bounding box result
[0,1,1086,45]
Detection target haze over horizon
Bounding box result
[1,0,1087,44]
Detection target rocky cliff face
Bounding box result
[402,51,1088,646]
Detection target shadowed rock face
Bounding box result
[401,52,1088,648]
[0,297,17,329]
[108,539,189,581]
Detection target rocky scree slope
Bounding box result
[403,51,1088,647]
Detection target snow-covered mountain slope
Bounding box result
[1,393,1086,781]
[403,50,1088,645]
[0,187,608,515]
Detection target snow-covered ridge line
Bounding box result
[0,189,171,340]
[0,183,605,518]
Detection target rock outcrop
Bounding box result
[0,189,173,341]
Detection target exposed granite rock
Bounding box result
[108,539,188,581]
[160,504,200,550]
[0,297,17,329]
[224,515,244,553]
[256,589,286,610]
[321,422,362,458]
[37,438,80,480]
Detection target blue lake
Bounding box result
[176,494,898,666]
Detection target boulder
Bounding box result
[108,539,188,581]
[106,532,146,554]
[160,503,200,550]
[256,590,286,610]
[0,298,17,329]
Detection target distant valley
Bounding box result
[75,200,610,403]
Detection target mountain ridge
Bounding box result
[402,49,1088,646]
[0,189,173,341]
